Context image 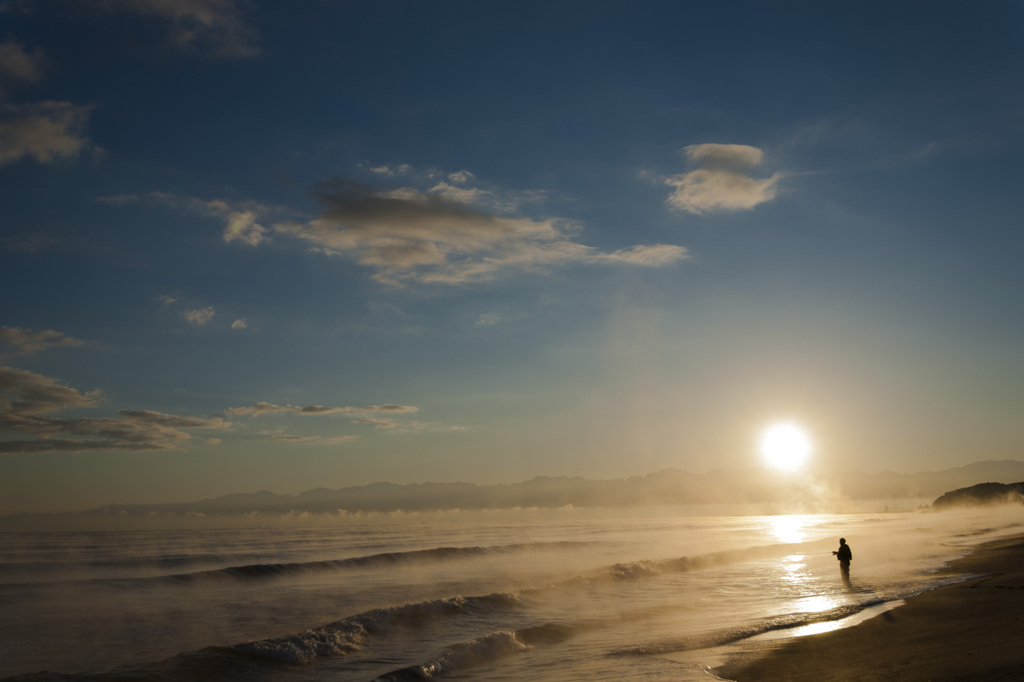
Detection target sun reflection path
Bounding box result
[794,595,838,614]
[768,515,812,544]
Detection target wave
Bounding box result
[598,540,828,583]
[8,539,783,680]
[371,622,579,680]
[2,591,526,682]
[0,539,598,590]
[0,540,878,681]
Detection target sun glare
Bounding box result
[760,423,812,471]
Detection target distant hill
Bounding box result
[932,481,1024,509]
[3,459,1024,529]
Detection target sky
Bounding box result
[1,1,1023,515]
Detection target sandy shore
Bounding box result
[715,532,1024,681]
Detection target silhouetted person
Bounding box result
[832,537,852,587]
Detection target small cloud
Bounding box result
[0,326,86,356]
[157,294,178,305]
[666,143,781,214]
[0,41,46,98]
[0,101,99,166]
[448,170,475,184]
[231,318,247,330]
[183,307,215,325]
[116,409,228,429]
[223,210,268,246]
[323,435,357,444]
[227,401,419,417]
[227,401,294,417]
[476,313,501,326]
[264,432,319,442]
[353,417,397,429]
[98,191,284,247]
[683,143,764,171]
[367,163,412,177]
[357,404,419,413]
[258,428,356,444]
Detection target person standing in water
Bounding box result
[832,537,852,587]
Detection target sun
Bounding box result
[760,423,812,471]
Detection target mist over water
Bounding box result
[1,507,1020,681]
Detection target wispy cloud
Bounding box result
[0,41,46,99]
[1,231,58,253]
[352,417,398,429]
[0,101,100,166]
[665,143,781,214]
[273,174,687,286]
[91,0,261,58]
[258,428,357,444]
[476,313,501,326]
[231,318,247,330]
[100,169,689,286]
[352,418,468,433]
[0,366,228,454]
[0,327,86,356]
[98,191,282,247]
[226,401,419,417]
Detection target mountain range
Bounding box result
[4,459,1023,529]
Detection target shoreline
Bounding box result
[714,531,1024,681]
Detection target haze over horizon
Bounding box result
[2,2,1023,516]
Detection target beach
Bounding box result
[716,532,1024,681]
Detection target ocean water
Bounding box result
[1,507,1020,681]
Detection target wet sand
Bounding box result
[716,532,1024,681]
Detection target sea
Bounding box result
[1,506,1020,681]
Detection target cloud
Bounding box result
[226,401,419,417]
[448,170,475,184]
[93,0,261,58]
[666,143,781,214]
[352,418,467,433]
[259,430,357,444]
[231,318,247,329]
[0,327,86,356]
[222,210,268,246]
[0,101,99,166]
[100,170,688,286]
[1,231,58,253]
[476,313,501,326]
[683,143,764,171]
[0,41,46,99]
[98,191,280,246]
[0,366,228,454]
[0,366,101,415]
[116,409,227,429]
[367,163,412,176]
[272,176,688,286]
[183,306,215,325]
[353,417,397,429]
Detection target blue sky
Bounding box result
[2,1,1023,514]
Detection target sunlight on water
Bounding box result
[781,555,807,582]
[794,595,838,614]
[767,514,810,544]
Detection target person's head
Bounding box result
[839,538,846,545]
